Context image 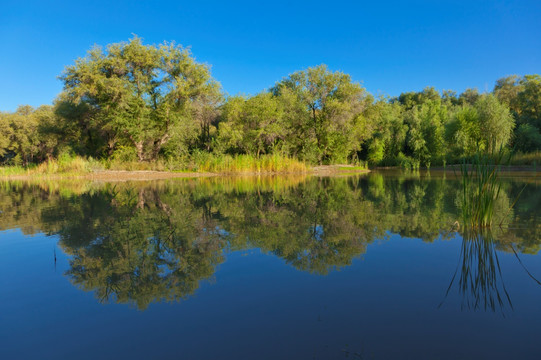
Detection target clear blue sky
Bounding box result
[1,0,540,111]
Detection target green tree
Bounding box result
[272,64,371,163]
[475,94,515,152]
[217,93,287,156]
[458,88,481,106]
[59,36,221,161]
[514,123,541,152]
[363,100,405,165]
[446,105,481,157]
[516,74,541,129]
[493,75,522,113]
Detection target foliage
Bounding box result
[271,64,371,164]
[59,36,221,161]
[1,36,540,169]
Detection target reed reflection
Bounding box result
[442,228,512,313]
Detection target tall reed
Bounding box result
[458,150,507,228]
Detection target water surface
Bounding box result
[1,172,540,359]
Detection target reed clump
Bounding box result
[459,150,508,229]
[458,148,526,229]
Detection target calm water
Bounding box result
[1,172,540,359]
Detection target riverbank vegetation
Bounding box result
[1,37,540,173]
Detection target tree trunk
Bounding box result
[150,133,170,161]
[135,141,145,162]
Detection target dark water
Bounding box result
[1,172,540,359]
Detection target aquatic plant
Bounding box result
[458,149,508,228]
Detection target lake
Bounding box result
[1,171,540,359]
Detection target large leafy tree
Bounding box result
[59,36,221,161]
[272,65,371,163]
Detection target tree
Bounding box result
[514,124,541,152]
[458,88,481,106]
[446,105,481,157]
[493,75,522,113]
[516,74,541,129]
[217,93,288,156]
[475,94,515,152]
[272,64,370,163]
[396,87,440,110]
[59,36,221,161]
[362,99,405,165]
[0,112,13,160]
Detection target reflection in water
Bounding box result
[442,229,512,313]
[1,173,540,310]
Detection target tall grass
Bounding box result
[1,153,308,176]
[190,153,308,173]
[0,155,103,177]
[509,151,541,167]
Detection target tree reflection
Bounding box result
[0,174,539,310]
[60,187,230,310]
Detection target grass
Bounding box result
[337,165,368,171]
[189,153,308,173]
[1,153,309,177]
[508,151,541,167]
[0,155,103,177]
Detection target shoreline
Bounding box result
[2,164,539,182]
[0,165,371,182]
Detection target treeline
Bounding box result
[1,37,540,168]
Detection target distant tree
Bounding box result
[396,87,441,110]
[516,74,541,129]
[458,88,481,106]
[442,90,460,106]
[493,75,522,113]
[514,124,541,152]
[0,112,13,159]
[59,36,221,161]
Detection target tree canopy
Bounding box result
[59,36,221,161]
[1,37,541,168]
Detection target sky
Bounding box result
[1,0,540,111]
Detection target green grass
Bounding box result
[508,151,541,167]
[337,165,368,171]
[189,153,308,173]
[1,153,309,176]
[0,155,103,177]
